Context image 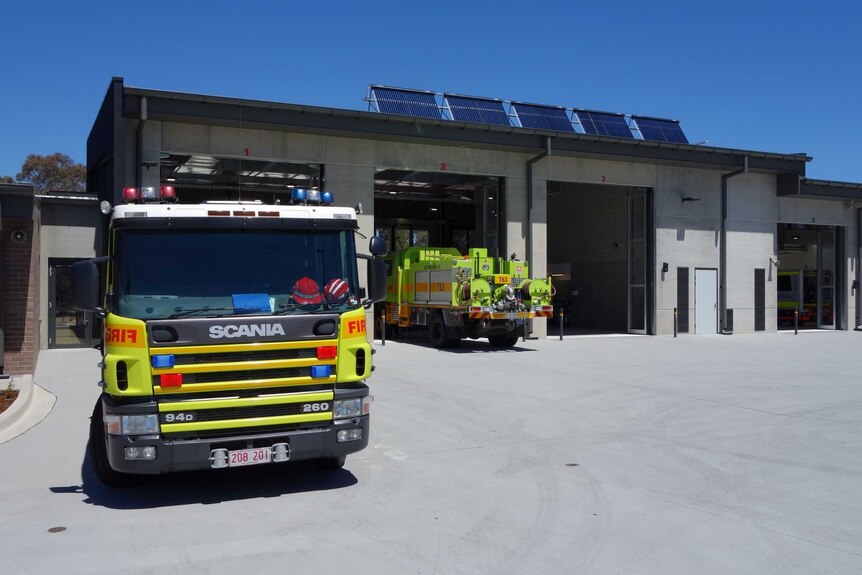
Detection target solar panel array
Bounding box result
[367,85,689,143]
[511,103,574,132]
[444,94,510,125]
[371,86,441,119]
[575,110,634,139]
[631,116,689,144]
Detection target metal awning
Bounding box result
[778,176,862,201]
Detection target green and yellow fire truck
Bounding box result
[73,186,386,486]
[381,246,553,348]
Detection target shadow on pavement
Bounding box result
[49,439,358,510]
[377,333,537,354]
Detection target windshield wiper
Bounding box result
[168,307,234,319]
[273,304,309,316]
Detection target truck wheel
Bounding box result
[89,399,138,488]
[488,333,519,348]
[429,313,449,348]
[315,455,346,470]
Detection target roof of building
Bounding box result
[120,81,811,175]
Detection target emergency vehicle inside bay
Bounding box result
[82,78,861,341]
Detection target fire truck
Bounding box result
[73,185,386,486]
[381,246,553,348]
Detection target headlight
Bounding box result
[333,398,362,419]
[121,414,160,435]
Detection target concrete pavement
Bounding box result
[1,332,861,574]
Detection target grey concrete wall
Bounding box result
[324,140,376,334]
[726,173,780,333]
[127,119,858,337]
[655,166,721,335]
[502,153,548,336]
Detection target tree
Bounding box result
[0,176,14,184]
[15,153,85,193]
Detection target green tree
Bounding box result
[0,175,14,184]
[15,153,85,193]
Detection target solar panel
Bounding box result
[511,102,573,132]
[632,116,689,144]
[444,94,510,125]
[575,110,634,138]
[370,86,441,119]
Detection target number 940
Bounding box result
[164,412,194,422]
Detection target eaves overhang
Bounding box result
[0,183,36,198]
[37,193,98,205]
[778,176,862,201]
[122,85,811,176]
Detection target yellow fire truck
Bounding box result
[382,246,553,348]
[73,186,386,486]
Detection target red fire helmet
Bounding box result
[292,277,322,305]
[323,278,350,305]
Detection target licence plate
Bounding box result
[228,447,271,467]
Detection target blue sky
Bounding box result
[1,0,860,182]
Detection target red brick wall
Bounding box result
[2,218,40,376]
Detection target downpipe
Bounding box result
[135,96,147,189]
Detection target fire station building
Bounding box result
[4,76,862,375]
[91,77,862,339]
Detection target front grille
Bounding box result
[155,367,308,387]
[192,367,304,384]
[180,349,309,365]
[175,402,323,423]
[154,383,332,401]
[163,422,322,441]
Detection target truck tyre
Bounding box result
[315,455,346,470]
[89,399,139,488]
[488,333,519,348]
[429,313,449,348]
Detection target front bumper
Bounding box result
[105,416,369,474]
[101,388,369,474]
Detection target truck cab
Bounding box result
[74,186,386,486]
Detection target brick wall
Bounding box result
[2,218,40,375]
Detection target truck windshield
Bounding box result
[113,228,360,319]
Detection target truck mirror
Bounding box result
[363,257,387,308]
[369,236,388,257]
[72,258,107,316]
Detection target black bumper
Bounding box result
[105,415,369,474]
[101,386,370,474]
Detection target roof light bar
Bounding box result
[289,188,335,206]
[122,185,179,204]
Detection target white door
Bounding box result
[695,269,717,334]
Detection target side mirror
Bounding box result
[369,236,388,257]
[363,256,387,308]
[72,257,108,316]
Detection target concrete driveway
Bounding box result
[1,332,861,574]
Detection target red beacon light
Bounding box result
[123,187,140,202]
[160,185,177,202]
